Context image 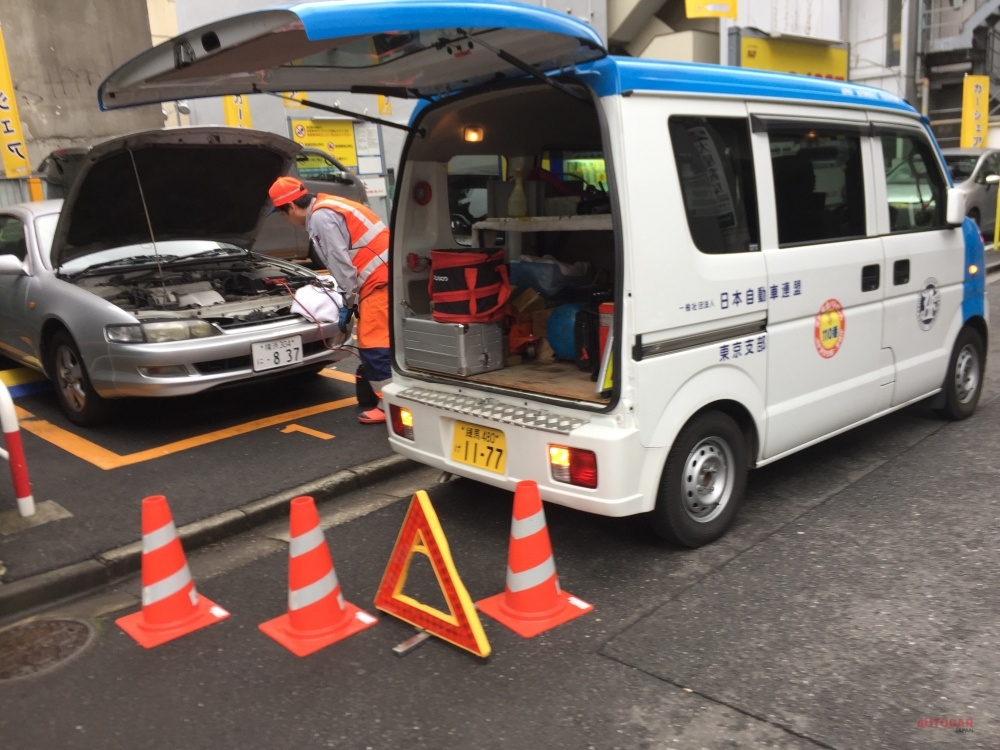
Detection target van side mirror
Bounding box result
[946,187,967,226]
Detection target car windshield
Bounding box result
[943,155,980,182]
[57,240,246,273]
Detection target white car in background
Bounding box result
[940,147,1000,235]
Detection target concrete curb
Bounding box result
[0,454,423,620]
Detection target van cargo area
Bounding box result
[394,82,616,407]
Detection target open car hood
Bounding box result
[99,0,606,109]
[51,127,299,267]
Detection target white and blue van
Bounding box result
[101,0,987,547]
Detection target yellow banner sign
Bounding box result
[223,95,253,129]
[740,36,848,81]
[281,91,307,109]
[290,119,358,168]
[0,23,30,178]
[960,75,990,148]
[686,0,736,19]
[377,95,393,116]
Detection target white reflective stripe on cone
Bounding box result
[143,563,196,606]
[510,508,546,540]
[288,569,340,611]
[506,556,557,593]
[289,525,325,558]
[142,521,178,553]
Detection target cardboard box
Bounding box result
[536,338,555,362]
[511,287,547,322]
[531,308,554,338]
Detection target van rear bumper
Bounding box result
[385,385,653,517]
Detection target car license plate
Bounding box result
[251,335,303,372]
[451,421,506,474]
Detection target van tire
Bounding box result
[935,326,985,420]
[651,411,747,548]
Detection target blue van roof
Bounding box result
[581,57,917,115]
[411,55,918,126]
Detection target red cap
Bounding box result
[269,176,307,207]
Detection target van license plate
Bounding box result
[451,421,506,474]
[251,336,303,372]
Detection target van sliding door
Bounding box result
[750,110,890,458]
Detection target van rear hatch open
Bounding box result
[99,0,606,109]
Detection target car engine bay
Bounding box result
[69,258,321,326]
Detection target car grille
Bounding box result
[193,339,331,374]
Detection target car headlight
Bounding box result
[106,320,218,343]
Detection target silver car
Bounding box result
[0,127,350,426]
[941,147,1000,235]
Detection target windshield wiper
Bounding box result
[65,255,179,276]
[164,247,247,263]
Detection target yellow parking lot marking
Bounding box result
[280,424,334,440]
[319,368,355,384]
[0,367,45,387]
[14,397,356,470]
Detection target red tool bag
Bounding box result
[428,249,511,323]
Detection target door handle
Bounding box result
[893,259,910,285]
[861,264,880,292]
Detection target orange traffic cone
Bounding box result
[477,480,593,637]
[116,495,230,648]
[259,496,377,656]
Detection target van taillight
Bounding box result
[390,405,413,440]
[548,445,597,489]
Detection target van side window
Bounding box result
[769,130,865,246]
[669,117,759,254]
[880,133,947,232]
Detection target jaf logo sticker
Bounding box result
[814,299,845,358]
[917,278,940,330]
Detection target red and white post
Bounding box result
[0,382,33,516]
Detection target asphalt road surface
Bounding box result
[2,278,999,748]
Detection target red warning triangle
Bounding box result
[374,491,490,658]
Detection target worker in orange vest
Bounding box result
[269,176,390,424]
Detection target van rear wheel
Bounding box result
[935,326,984,421]
[651,411,747,548]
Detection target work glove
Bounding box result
[337,305,358,333]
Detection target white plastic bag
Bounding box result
[291,282,349,345]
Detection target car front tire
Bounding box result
[49,330,116,427]
[935,326,985,421]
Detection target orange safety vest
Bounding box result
[309,194,389,299]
